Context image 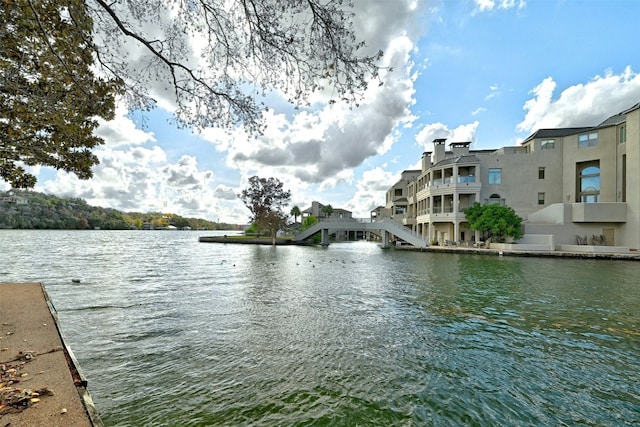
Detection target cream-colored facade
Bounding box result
[385,102,640,250]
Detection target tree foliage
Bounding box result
[321,203,334,218]
[301,215,318,230]
[300,214,320,244]
[1,0,118,188]
[0,189,229,230]
[87,0,384,132]
[1,0,383,188]
[290,205,301,224]
[238,176,291,244]
[464,202,523,243]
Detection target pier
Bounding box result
[0,282,102,426]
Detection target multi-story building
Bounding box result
[385,101,640,250]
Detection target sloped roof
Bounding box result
[333,208,352,214]
[598,101,640,127]
[432,154,480,168]
[521,127,593,144]
[597,112,626,128]
[301,202,351,215]
[522,101,640,143]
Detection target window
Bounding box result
[541,139,555,150]
[488,168,502,184]
[538,192,545,205]
[538,167,545,179]
[394,188,402,197]
[578,132,598,148]
[485,194,505,206]
[578,163,600,203]
[620,125,627,144]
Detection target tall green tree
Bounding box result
[290,205,301,224]
[1,0,118,188]
[321,204,334,218]
[238,176,291,245]
[464,202,523,243]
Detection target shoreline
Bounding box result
[199,236,314,246]
[199,235,640,261]
[394,244,640,261]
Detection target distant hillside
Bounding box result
[0,190,240,230]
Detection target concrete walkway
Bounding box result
[395,244,640,260]
[0,282,102,426]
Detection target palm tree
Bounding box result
[321,204,334,219]
[290,205,301,224]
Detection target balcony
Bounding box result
[571,203,627,223]
[414,206,467,223]
[416,178,481,199]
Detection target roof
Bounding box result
[332,208,352,214]
[522,101,640,144]
[301,202,351,215]
[432,154,480,168]
[521,127,593,144]
[597,101,640,128]
[597,112,626,127]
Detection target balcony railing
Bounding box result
[425,176,478,187]
[457,176,476,183]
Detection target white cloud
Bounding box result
[344,167,400,217]
[474,0,526,13]
[485,83,501,100]
[203,26,419,191]
[451,122,480,142]
[95,105,156,147]
[415,121,479,149]
[516,67,640,134]
[213,186,238,201]
[40,144,228,220]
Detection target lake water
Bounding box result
[0,230,638,426]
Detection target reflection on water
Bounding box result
[1,230,638,426]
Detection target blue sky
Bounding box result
[9,0,640,224]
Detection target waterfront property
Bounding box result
[382,101,640,252]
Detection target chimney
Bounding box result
[421,151,432,171]
[433,138,447,163]
[450,141,471,156]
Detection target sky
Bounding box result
[7,0,640,224]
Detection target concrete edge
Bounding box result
[394,245,640,260]
[40,284,104,427]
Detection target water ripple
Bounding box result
[1,231,638,426]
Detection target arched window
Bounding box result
[579,164,600,203]
[486,194,504,206]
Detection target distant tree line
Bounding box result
[0,190,236,230]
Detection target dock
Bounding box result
[1,282,102,426]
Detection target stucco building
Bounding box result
[384,102,640,250]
